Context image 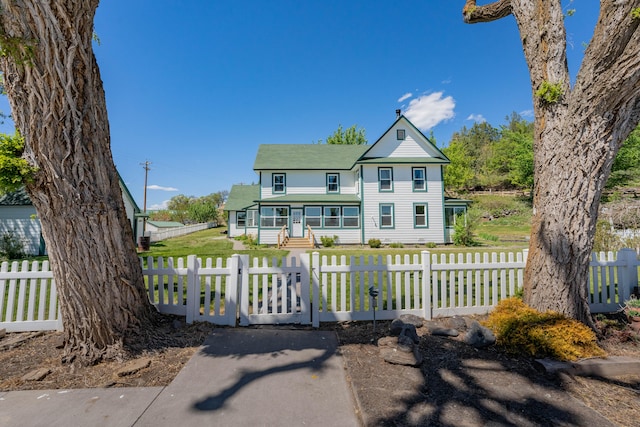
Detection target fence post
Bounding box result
[299,253,312,325]
[311,252,320,328]
[185,255,198,324]
[617,248,638,305]
[228,254,244,327]
[422,251,431,320]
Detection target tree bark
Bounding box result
[463,1,640,326]
[0,1,156,364]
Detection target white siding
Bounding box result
[227,210,258,238]
[260,170,358,198]
[365,121,443,159]
[0,206,43,255]
[361,164,445,244]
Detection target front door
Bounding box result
[292,209,303,237]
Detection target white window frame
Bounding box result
[378,167,393,192]
[273,173,286,194]
[343,206,360,228]
[412,167,426,191]
[305,206,322,227]
[324,206,341,228]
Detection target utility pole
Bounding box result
[141,160,151,234]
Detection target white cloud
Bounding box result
[397,92,413,103]
[466,114,486,123]
[520,109,534,118]
[147,184,178,192]
[149,200,170,210]
[441,78,452,85]
[403,92,456,131]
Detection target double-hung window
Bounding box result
[343,206,360,228]
[378,167,393,192]
[246,210,257,227]
[260,206,289,228]
[379,203,394,228]
[236,212,246,227]
[272,173,286,194]
[324,207,340,228]
[326,173,340,193]
[412,167,426,191]
[305,206,322,227]
[414,203,428,228]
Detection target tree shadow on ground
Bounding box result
[190,328,340,412]
[345,331,614,427]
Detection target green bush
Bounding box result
[0,230,25,260]
[452,212,478,246]
[425,242,437,248]
[389,242,404,248]
[320,235,338,247]
[368,238,381,248]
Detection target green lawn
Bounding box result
[138,227,284,261]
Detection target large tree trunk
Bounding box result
[463,1,640,325]
[0,1,156,364]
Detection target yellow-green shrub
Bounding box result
[483,297,605,361]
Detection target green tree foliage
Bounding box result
[187,198,219,223]
[166,191,226,224]
[607,124,640,188]
[443,141,474,190]
[444,122,501,189]
[493,113,534,188]
[443,114,638,193]
[325,124,367,145]
[0,133,36,192]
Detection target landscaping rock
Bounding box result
[443,316,468,331]
[115,357,151,377]
[389,319,405,335]
[22,368,51,382]
[464,321,496,348]
[428,326,460,337]
[378,336,423,367]
[398,314,424,328]
[0,328,5,339]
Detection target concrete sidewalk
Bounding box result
[0,329,360,427]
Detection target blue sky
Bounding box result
[0,1,599,210]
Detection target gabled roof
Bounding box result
[224,184,260,211]
[0,188,32,206]
[253,144,369,171]
[360,115,449,163]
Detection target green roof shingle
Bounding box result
[224,184,260,211]
[253,144,369,170]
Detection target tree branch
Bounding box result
[463,0,512,23]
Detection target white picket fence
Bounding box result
[2,249,639,332]
[148,222,216,243]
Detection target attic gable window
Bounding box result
[272,173,286,194]
[397,129,406,140]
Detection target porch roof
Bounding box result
[224,184,260,211]
[444,197,472,206]
[256,194,361,204]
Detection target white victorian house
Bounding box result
[225,113,469,247]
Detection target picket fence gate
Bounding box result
[1,249,639,332]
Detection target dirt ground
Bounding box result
[1,315,639,426]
